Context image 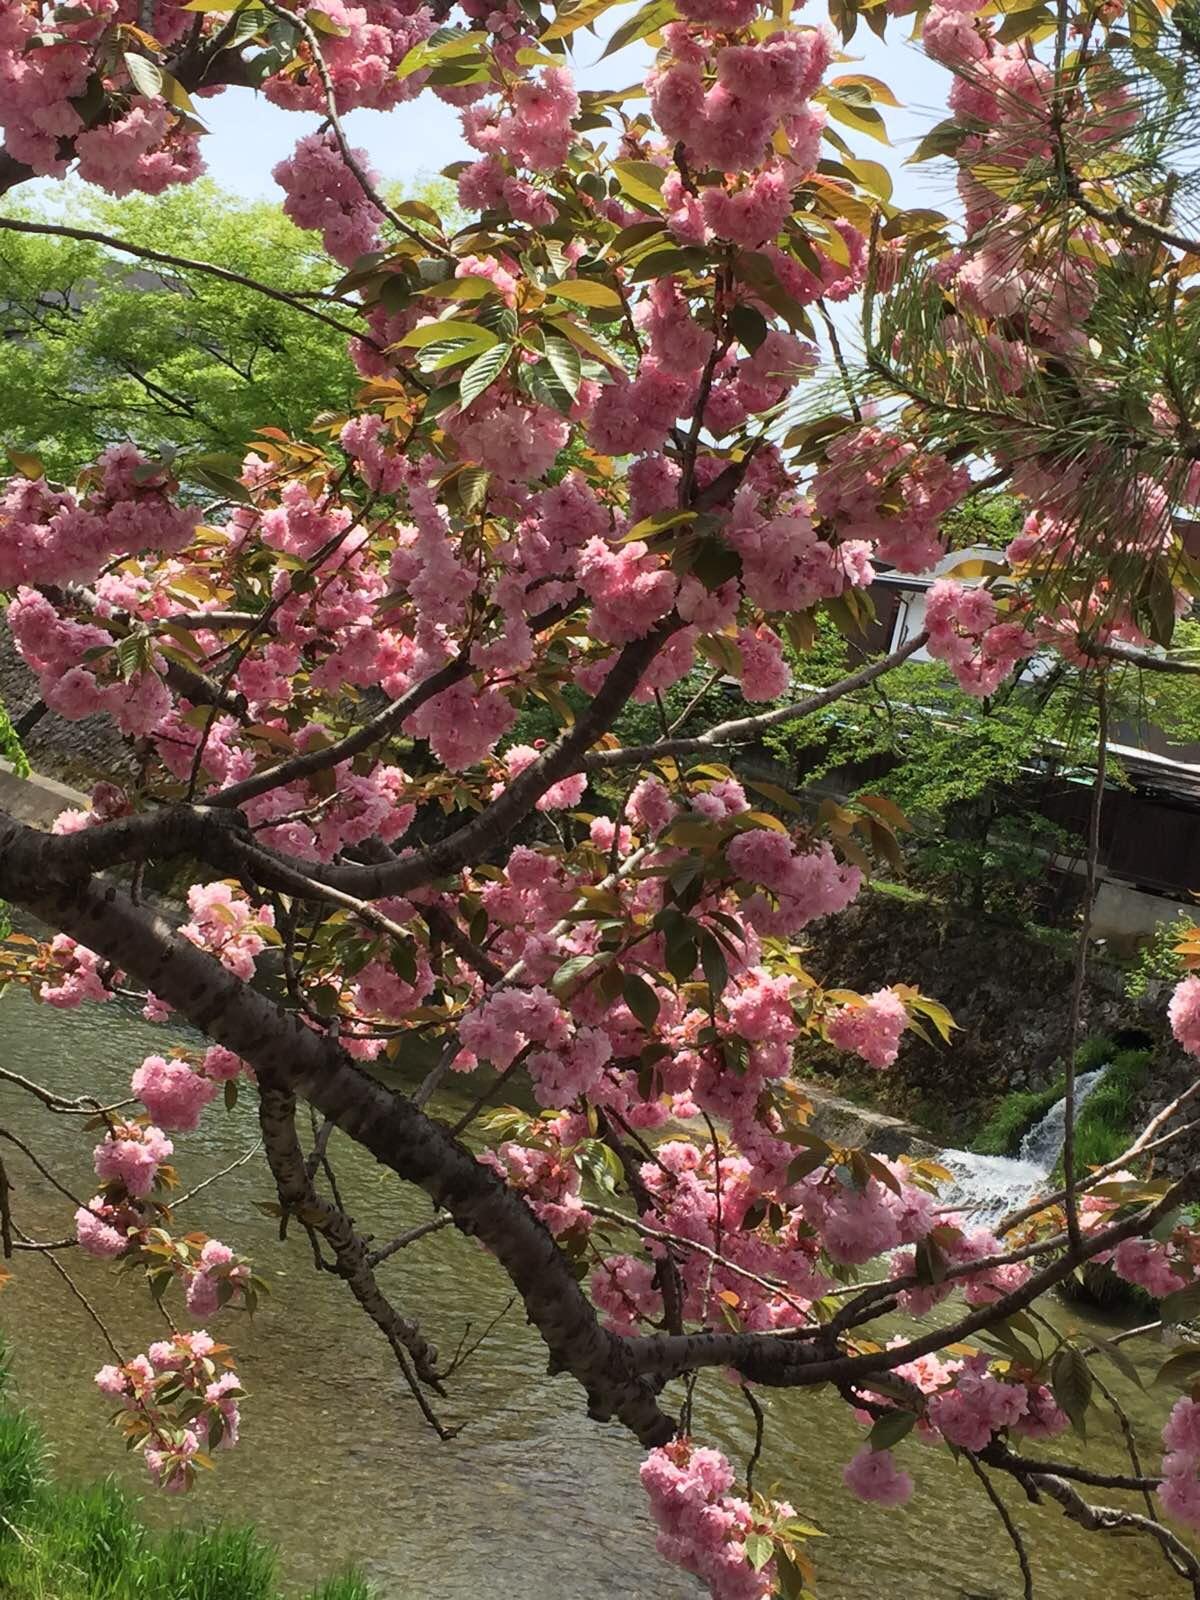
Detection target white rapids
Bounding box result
[934,1069,1107,1225]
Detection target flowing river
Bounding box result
[0,989,1181,1598]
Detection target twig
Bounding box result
[258,2,453,261]
[0,217,375,347]
[966,1452,1034,1600]
[741,1383,766,1498]
[581,630,931,771]
[172,1140,263,1208]
[1031,1473,1200,1596]
[0,1128,84,1208]
[365,1213,453,1269]
[448,1048,532,1138]
[17,1223,123,1362]
[1062,673,1107,1254]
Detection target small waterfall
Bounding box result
[935,1069,1107,1225]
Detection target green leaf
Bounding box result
[306,6,351,34]
[743,1533,774,1574]
[603,0,676,53]
[541,0,620,40]
[1092,1337,1144,1390]
[123,51,164,99]
[700,931,729,999]
[6,449,43,479]
[867,1409,916,1451]
[547,278,623,309]
[623,972,661,1031]
[551,953,597,995]
[1050,1345,1093,1434]
[611,159,667,211]
[1161,1283,1200,1325]
[729,302,769,354]
[785,1148,828,1185]
[398,319,500,350]
[545,315,624,368]
[1154,1346,1200,1388]
[542,333,582,399]
[459,342,510,408]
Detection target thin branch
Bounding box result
[172,1140,263,1208]
[0,1128,85,1208]
[1030,1473,1200,1596]
[16,1222,123,1363]
[0,217,375,348]
[581,630,931,772]
[258,1,453,262]
[365,1213,453,1269]
[1061,673,1108,1254]
[966,1452,1034,1600]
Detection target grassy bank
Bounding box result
[0,1344,370,1600]
[971,1035,1115,1156]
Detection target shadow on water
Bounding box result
[0,991,1177,1598]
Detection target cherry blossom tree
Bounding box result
[6,0,1200,1594]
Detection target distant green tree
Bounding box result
[760,619,1101,919]
[0,181,358,484]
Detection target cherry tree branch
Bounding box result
[580,630,931,772]
[0,830,676,1447]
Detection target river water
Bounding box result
[0,990,1180,1598]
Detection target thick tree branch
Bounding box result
[0,827,676,1446]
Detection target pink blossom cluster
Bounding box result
[0,4,196,186]
[263,0,433,114]
[892,1220,1032,1314]
[826,988,909,1069]
[455,66,578,222]
[1106,1235,1189,1299]
[404,679,518,771]
[131,1055,220,1133]
[812,427,969,574]
[640,1439,782,1600]
[94,1330,241,1493]
[484,1112,593,1236]
[725,830,863,935]
[445,390,570,485]
[75,1193,140,1259]
[75,96,202,196]
[793,1157,937,1267]
[1159,1397,1200,1529]
[179,883,275,981]
[924,579,1036,697]
[649,22,831,178]
[842,1446,913,1506]
[924,1354,1032,1450]
[1169,975,1200,1057]
[725,495,875,616]
[184,1238,251,1320]
[273,131,382,267]
[93,1121,173,1199]
[0,444,197,590]
[494,743,587,811]
[576,537,677,644]
[38,933,113,1008]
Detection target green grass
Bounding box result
[972,1076,1066,1155]
[0,1341,371,1600]
[1067,1046,1153,1172]
[970,1034,1115,1156]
